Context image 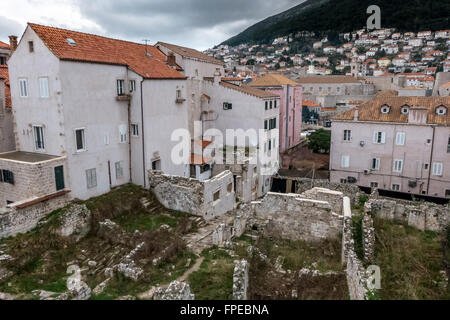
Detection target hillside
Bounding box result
[222,0,450,46]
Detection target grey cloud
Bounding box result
[74,0,303,49]
[0,16,25,44]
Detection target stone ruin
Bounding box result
[153,281,195,300]
[232,259,249,300]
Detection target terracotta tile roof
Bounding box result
[0,65,11,108]
[221,77,243,82]
[376,90,398,97]
[28,23,186,80]
[296,75,360,84]
[219,81,279,99]
[334,96,450,125]
[302,100,321,107]
[0,41,9,49]
[190,154,213,165]
[156,41,223,66]
[248,73,298,87]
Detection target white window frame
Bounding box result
[33,125,45,151]
[117,79,125,96]
[373,131,386,144]
[75,128,86,152]
[129,80,136,92]
[393,159,404,173]
[431,162,443,176]
[119,124,127,143]
[115,161,124,179]
[395,132,405,146]
[39,77,49,98]
[370,182,379,188]
[86,168,97,189]
[370,158,381,170]
[341,155,350,168]
[131,123,139,137]
[19,78,28,97]
[343,129,351,141]
[392,184,400,191]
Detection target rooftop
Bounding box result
[296,75,361,84]
[156,41,223,66]
[249,73,298,87]
[27,23,186,80]
[219,81,279,99]
[0,151,63,163]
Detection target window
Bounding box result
[86,168,97,189]
[33,126,45,151]
[28,41,34,53]
[117,79,125,96]
[340,178,347,183]
[265,101,268,110]
[264,120,268,130]
[213,190,220,201]
[381,105,390,114]
[401,106,409,114]
[343,130,351,141]
[370,182,378,188]
[129,80,136,92]
[268,118,277,130]
[269,101,273,109]
[393,159,403,173]
[0,170,14,184]
[445,190,450,198]
[432,162,443,176]
[39,77,49,98]
[274,100,277,108]
[115,161,124,179]
[370,158,380,170]
[19,79,28,97]
[66,38,77,46]
[223,102,232,110]
[337,87,341,93]
[395,132,405,146]
[319,87,322,92]
[392,184,400,191]
[424,163,429,170]
[176,89,182,99]
[119,124,127,143]
[447,136,450,153]
[341,155,350,168]
[75,129,85,151]
[131,124,139,137]
[152,159,161,170]
[310,87,313,92]
[373,131,386,144]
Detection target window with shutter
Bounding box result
[119,124,127,143]
[432,162,443,176]
[39,77,49,98]
[19,79,28,97]
[33,126,45,151]
[75,129,85,151]
[395,132,405,145]
[341,155,350,168]
[393,159,403,172]
[86,168,97,189]
[370,158,380,170]
[115,161,124,179]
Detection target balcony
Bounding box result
[116,94,131,102]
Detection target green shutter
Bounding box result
[55,166,65,191]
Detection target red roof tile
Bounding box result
[0,65,11,108]
[0,41,10,49]
[28,23,186,80]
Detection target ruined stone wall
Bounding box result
[341,197,371,300]
[149,170,235,220]
[364,197,450,232]
[251,192,343,242]
[233,260,249,300]
[293,178,362,205]
[0,194,70,238]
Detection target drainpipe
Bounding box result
[285,85,290,150]
[426,126,435,195]
[140,79,146,188]
[128,98,132,183]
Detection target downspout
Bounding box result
[426,125,435,195]
[285,85,290,150]
[128,99,132,183]
[140,79,146,188]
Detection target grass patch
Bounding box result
[114,214,177,232]
[373,218,449,300]
[351,213,364,261]
[188,247,234,300]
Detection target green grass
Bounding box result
[114,213,177,232]
[373,218,449,300]
[188,247,235,300]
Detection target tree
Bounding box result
[307,129,331,154]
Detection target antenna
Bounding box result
[142,39,151,55]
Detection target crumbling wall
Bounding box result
[293,178,362,205]
[251,192,343,241]
[365,197,450,232]
[57,204,91,241]
[212,223,233,247]
[149,170,235,220]
[342,197,371,300]
[153,281,195,300]
[233,259,249,300]
[0,194,70,239]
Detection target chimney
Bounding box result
[9,35,18,53]
[213,68,221,85]
[353,107,359,121]
[408,106,428,124]
[167,53,176,67]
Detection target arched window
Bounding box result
[380,104,390,114]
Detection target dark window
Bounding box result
[28,41,34,53]
[75,129,85,151]
[0,170,14,184]
[152,159,161,170]
[445,190,450,198]
[117,79,125,96]
[213,190,220,201]
[270,101,273,109]
[447,136,450,153]
[265,101,268,110]
[274,100,277,108]
[264,120,268,130]
[200,163,210,173]
[54,166,65,191]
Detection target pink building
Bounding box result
[249,74,302,153]
[330,96,450,199]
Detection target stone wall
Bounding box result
[233,259,249,300]
[0,193,70,239]
[293,178,362,205]
[57,204,91,242]
[341,197,371,300]
[153,281,195,300]
[250,191,344,242]
[364,197,450,232]
[0,156,67,205]
[149,170,235,220]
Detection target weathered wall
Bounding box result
[149,170,235,220]
[364,197,450,232]
[250,190,343,241]
[233,259,249,300]
[0,193,70,238]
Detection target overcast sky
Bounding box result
[0,0,304,50]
